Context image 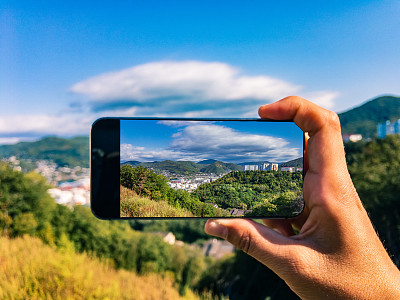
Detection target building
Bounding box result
[378,119,400,138]
[203,238,235,259]
[342,134,362,142]
[244,163,277,171]
[245,164,259,171]
[281,167,295,172]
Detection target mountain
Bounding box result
[121,160,141,166]
[338,95,400,138]
[121,159,244,175]
[238,161,271,166]
[196,159,218,165]
[199,161,244,174]
[279,157,303,168]
[140,160,200,175]
[0,136,89,167]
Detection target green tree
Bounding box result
[347,135,400,265]
[0,163,56,236]
[12,212,38,236]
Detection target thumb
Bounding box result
[205,219,295,269]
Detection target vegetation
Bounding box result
[0,136,89,167]
[0,235,200,300]
[193,170,303,217]
[279,157,303,168]
[121,186,195,217]
[141,160,201,175]
[346,134,400,265]
[129,219,209,244]
[122,159,245,175]
[121,165,303,218]
[3,111,400,298]
[339,95,400,138]
[120,165,228,217]
[0,162,221,298]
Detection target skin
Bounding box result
[205,96,400,299]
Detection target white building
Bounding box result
[377,119,400,138]
[342,134,362,142]
[281,167,295,172]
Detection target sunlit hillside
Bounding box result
[120,185,195,217]
[0,235,201,300]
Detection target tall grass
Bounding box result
[120,186,195,217]
[0,235,201,299]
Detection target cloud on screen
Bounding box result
[121,123,300,163]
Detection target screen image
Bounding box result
[120,120,304,218]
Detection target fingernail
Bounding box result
[205,220,228,239]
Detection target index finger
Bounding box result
[258,96,345,174]
[258,96,341,137]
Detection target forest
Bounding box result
[193,170,303,217]
[120,165,303,217]
[1,134,400,299]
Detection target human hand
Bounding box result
[205,96,400,299]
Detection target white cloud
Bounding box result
[71,61,300,103]
[2,60,338,140]
[120,143,198,162]
[70,60,338,116]
[0,137,38,145]
[0,114,94,136]
[121,123,301,163]
[303,91,339,109]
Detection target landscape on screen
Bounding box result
[120,120,304,218]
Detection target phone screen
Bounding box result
[119,119,304,218]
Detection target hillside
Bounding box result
[338,95,400,138]
[141,160,200,174]
[0,235,197,300]
[0,136,89,167]
[196,159,218,165]
[121,159,245,175]
[279,157,303,168]
[120,185,195,217]
[199,161,244,173]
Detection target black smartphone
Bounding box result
[91,118,305,219]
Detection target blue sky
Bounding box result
[1,0,399,143]
[120,120,303,163]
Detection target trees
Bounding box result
[347,135,400,266]
[121,165,168,201]
[193,170,303,216]
[0,162,56,238]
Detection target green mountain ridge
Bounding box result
[0,136,89,168]
[2,94,399,168]
[121,160,245,175]
[338,95,400,138]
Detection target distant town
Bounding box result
[2,156,90,207]
[3,156,301,211]
[139,162,304,194]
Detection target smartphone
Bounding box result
[91,118,305,219]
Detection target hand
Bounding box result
[205,96,400,299]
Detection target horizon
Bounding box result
[120,157,303,165]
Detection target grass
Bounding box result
[0,235,203,299]
[120,186,195,217]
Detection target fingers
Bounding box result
[259,96,346,176]
[262,219,295,236]
[205,219,293,267]
[258,95,358,216]
[258,96,342,136]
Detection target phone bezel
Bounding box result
[90,117,306,219]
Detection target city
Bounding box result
[1,156,90,207]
